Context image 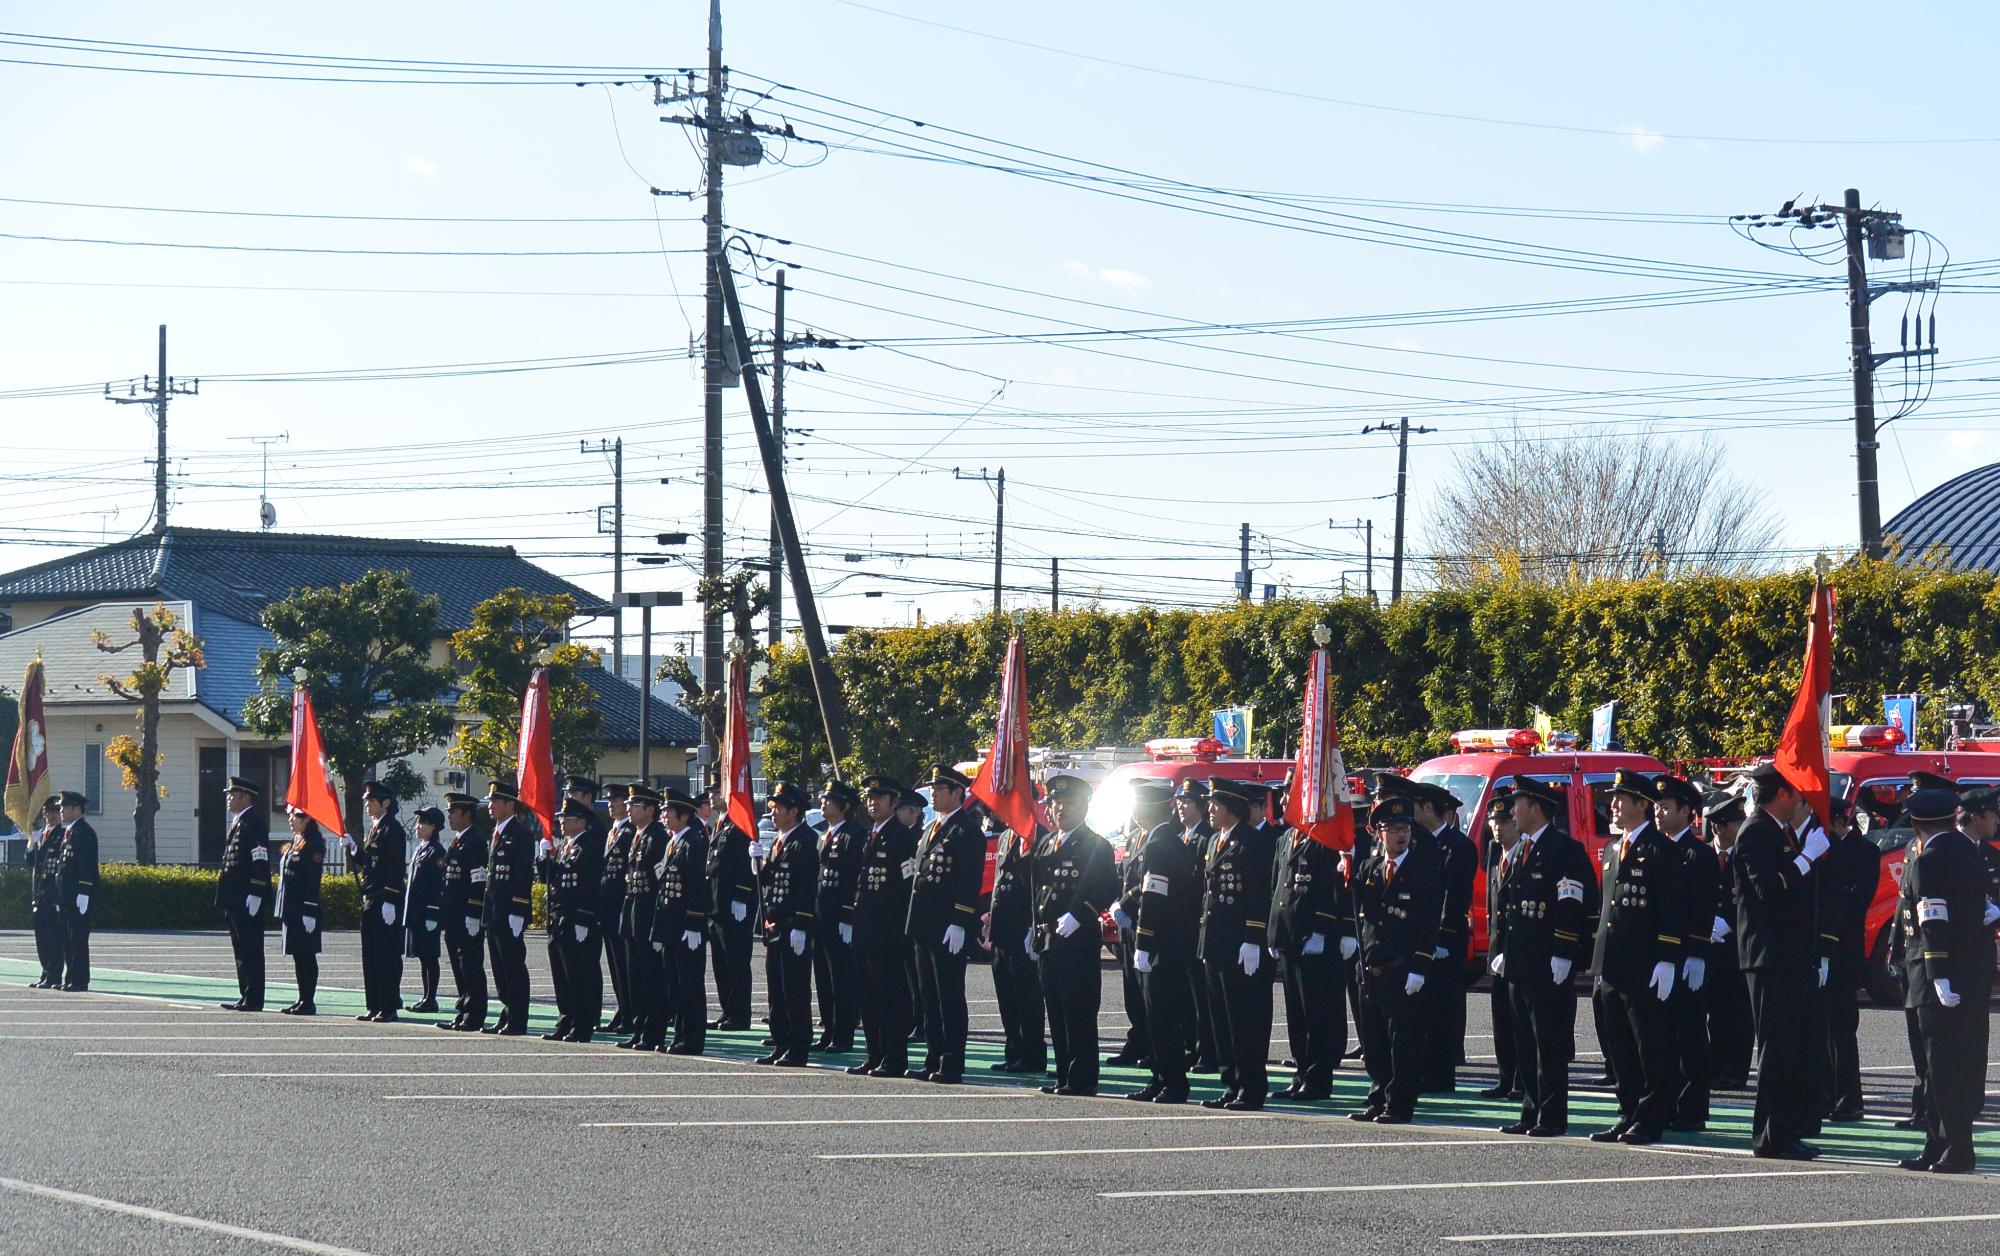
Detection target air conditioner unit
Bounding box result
[432,769,468,790]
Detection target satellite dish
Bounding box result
[259,500,278,529]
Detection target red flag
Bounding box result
[1772,578,1834,827]
[720,654,757,836]
[1284,632,1361,851]
[518,667,556,836]
[970,635,1038,839]
[4,656,49,835]
[285,681,345,838]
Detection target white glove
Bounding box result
[1935,978,1962,1007]
[683,929,702,951]
[731,901,747,922]
[653,940,665,952]
[1683,956,1706,992]
[1404,971,1426,996]
[464,916,480,937]
[838,922,853,944]
[1801,829,1830,862]
[425,920,438,932]
[1134,949,1154,973]
[1302,933,1326,956]
[380,902,395,925]
[75,894,89,914]
[246,895,261,916]
[1055,912,1081,938]
[1023,934,1036,958]
[1711,915,1731,944]
[342,834,358,855]
[1985,900,1999,927]
[508,913,524,938]
[1110,904,1133,930]
[1237,942,1261,976]
[1649,960,1676,1001]
[790,928,807,956]
[1550,957,1572,984]
[574,924,587,943]
[1432,946,1450,960]
[539,838,554,857]
[1817,958,1829,988]
[302,916,317,934]
[1489,952,1506,977]
[943,924,966,955]
[1339,935,1359,961]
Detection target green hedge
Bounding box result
[759,560,2000,781]
[0,864,548,930]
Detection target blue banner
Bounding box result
[1589,701,1616,752]
[1212,707,1253,756]
[1883,694,1918,753]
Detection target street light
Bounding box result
[615,590,685,784]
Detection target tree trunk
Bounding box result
[132,683,161,866]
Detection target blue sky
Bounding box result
[3,1,1997,647]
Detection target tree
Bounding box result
[1422,424,1783,588]
[656,568,768,769]
[242,570,455,836]
[92,603,206,864]
[449,588,604,780]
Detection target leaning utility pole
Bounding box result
[582,438,625,676]
[1363,417,1435,603]
[1050,557,1059,611]
[768,270,787,646]
[954,467,1005,613]
[104,324,197,535]
[700,0,726,776]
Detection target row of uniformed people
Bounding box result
[24,791,99,991]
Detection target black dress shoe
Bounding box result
[293,1003,316,1016]
[495,1025,525,1036]
[1590,1121,1632,1144]
[1349,1107,1385,1122]
[1477,1084,1513,1099]
[755,1053,781,1065]
[1930,1158,1975,1174]
[60,984,87,992]
[1525,1125,1565,1137]
[1201,1096,1236,1110]
[1752,1142,1817,1162]
[814,1037,836,1052]
[566,1031,595,1044]
[375,1012,399,1023]
[666,1042,701,1055]
[847,1062,878,1075]
[541,1031,568,1041]
[1103,1052,1143,1068]
[1667,1119,1707,1133]
[1619,1124,1662,1146]
[1290,1088,1331,1102]
[1190,1059,1220,1073]
[775,1054,809,1068]
[1271,1084,1302,1100]
[357,1012,377,1022]
[1825,1105,1865,1123]
[479,1024,503,1035]
[1153,1089,1189,1105]
[616,1037,642,1049]
[1373,1110,1411,1124]
[278,1003,300,1015]
[409,999,440,1014]
[930,1072,963,1085]
[716,1020,752,1032]
[1899,1155,1937,1171]
[220,1001,245,1011]
[1126,1085,1162,1102]
[988,1061,1018,1072]
[1498,1121,1533,1135]
[871,1065,915,1079]
[1226,1097,1264,1112]
[1892,1114,1924,1130]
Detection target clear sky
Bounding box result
[3,1,1997,652]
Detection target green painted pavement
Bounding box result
[4,955,1986,1168]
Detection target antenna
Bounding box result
[232,432,290,530]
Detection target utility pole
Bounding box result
[1051,557,1059,611]
[769,270,787,646]
[1328,517,1374,603]
[700,0,727,778]
[1238,522,1252,602]
[1362,417,1435,602]
[583,438,625,677]
[616,591,685,785]
[954,467,1006,614]
[104,324,197,535]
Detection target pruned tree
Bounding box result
[92,603,206,864]
[656,568,768,763]
[1422,423,1783,587]
[449,588,604,780]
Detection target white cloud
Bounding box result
[1059,259,1153,292]
[405,155,440,178]
[1618,126,1665,155]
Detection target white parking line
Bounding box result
[1445,1211,2000,1243]
[826,1137,1515,1161]
[221,1070,771,1078]
[1103,1167,1861,1199]
[4,1034,480,1041]
[389,1090,1038,1101]
[0,1175,376,1255]
[589,1113,1275,1128]
[80,1050,604,1058]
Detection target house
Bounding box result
[0,527,699,863]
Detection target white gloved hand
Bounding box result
[464,916,480,937]
[246,895,261,916]
[574,924,587,944]
[1489,952,1506,977]
[1550,957,1573,984]
[1683,956,1706,992]
[302,916,317,934]
[539,838,554,857]
[1055,912,1081,938]
[1801,829,1830,862]
[943,924,965,955]
[1023,934,1036,958]
[1109,904,1133,930]
[790,928,807,956]
[426,920,438,932]
[1935,978,1962,1007]
[1404,971,1426,997]
[1302,933,1326,956]
[508,913,524,938]
[380,902,395,925]
[1237,942,1261,976]
[1432,946,1450,960]
[1817,957,1829,988]
[653,940,665,952]
[1985,900,2000,927]
[1649,960,1676,1001]
[683,929,702,951]
[1134,949,1154,973]
[731,901,747,922]
[341,834,358,855]
[75,894,88,914]
[1339,935,1359,961]
[838,922,853,945]
[1711,914,1731,944]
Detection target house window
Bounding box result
[83,744,103,815]
[268,756,291,812]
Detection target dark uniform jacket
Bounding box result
[853,817,918,946]
[543,828,605,933]
[988,831,1038,952]
[650,824,712,943]
[214,804,272,920]
[1031,825,1117,954]
[1114,821,1166,934]
[57,819,99,904]
[357,813,408,915]
[1197,822,1278,965]
[621,821,669,939]
[441,825,490,926]
[31,825,64,912]
[1732,811,1817,971]
[1897,830,1996,1007]
[1132,823,1200,962]
[1493,825,1594,975]
[1353,843,1444,980]
[815,818,867,939]
[706,823,757,924]
[1589,823,1687,991]
[759,823,819,940]
[1269,828,1344,957]
[1709,842,1742,967]
[1664,827,1720,966]
[600,819,634,926]
[481,816,535,930]
[276,830,326,957]
[906,808,987,947]
[1430,823,1478,963]
[405,837,447,934]
[1822,828,1881,977]
[1484,835,1513,956]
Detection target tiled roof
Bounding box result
[580,666,701,747]
[0,527,610,629]
[1885,462,2000,573]
[187,605,272,728]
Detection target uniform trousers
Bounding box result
[359,909,402,1013]
[485,922,528,1029]
[811,930,860,1045]
[1745,966,1815,1152]
[1205,959,1274,1102]
[224,909,266,1008]
[1419,955,1466,1088]
[623,934,668,1045]
[1038,946,1101,1093]
[603,929,631,1025]
[662,937,707,1050]
[444,924,487,1022]
[1358,971,1423,1116]
[1824,968,1863,1113]
[1508,971,1576,1131]
[1668,978,1710,1123]
[1188,956,1217,1063]
[549,928,603,1033]
[1489,973,1519,1091]
[915,945,969,1072]
[1917,999,1987,1165]
[855,940,913,1073]
[904,946,925,1042]
[1140,957,1193,1093]
[708,913,754,1027]
[1116,934,1148,1058]
[292,953,318,1004]
[764,937,814,1057]
[1595,981,1676,1128]
[1279,951,1344,1091]
[60,906,90,988]
[1705,954,1753,1083]
[34,907,65,985]
[991,943,1047,1067]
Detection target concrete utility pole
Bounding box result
[700,0,726,777]
[1238,522,1251,602]
[583,438,625,676]
[104,324,198,535]
[954,467,1006,613]
[1050,557,1059,611]
[617,591,685,784]
[768,270,787,646]
[1363,417,1435,603]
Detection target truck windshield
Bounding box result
[1411,772,1487,830]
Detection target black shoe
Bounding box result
[60,984,87,992]
[1498,1121,1533,1135]
[409,999,440,1014]
[616,1037,643,1049]
[357,1012,377,1022]
[1588,1073,1616,1088]
[988,1061,1018,1072]
[1271,1084,1302,1100]
[1202,1096,1237,1111]
[827,1041,855,1054]
[1342,1047,1364,1059]
[1667,1119,1707,1133]
[1930,1157,1975,1174]
[606,1017,628,1035]
[847,1063,878,1075]
[1227,1097,1265,1111]
[761,1036,777,1047]
[1055,1086,1097,1097]
[1892,1115,1925,1130]
[1190,1059,1219,1074]
[375,1011,398,1023]
[566,1031,595,1044]
[293,1003,315,1016]
[666,1042,702,1055]
[1590,1121,1632,1144]
[1373,1111,1410,1124]
[930,1072,962,1085]
[1899,1155,1937,1172]
[1619,1124,1662,1146]
[1104,1052,1143,1068]
[541,1031,568,1041]
[1525,1125,1565,1138]
[495,1025,525,1036]
[1290,1088,1331,1102]
[1825,1105,1865,1123]
[1753,1142,1817,1162]
[775,1053,809,1068]
[278,1002,301,1015]
[815,1036,836,1052]
[1153,1089,1189,1105]
[1477,1084,1513,1099]
[871,1065,915,1079]
[478,1024,502,1035]
[1350,1107,1385,1122]
[1280,1058,1297,1069]
[220,1001,245,1012]
[1126,1085,1162,1102]
[755,1053,781,1065]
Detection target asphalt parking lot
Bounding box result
[0,930,1994,1255]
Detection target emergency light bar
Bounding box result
[1827,724,1905,751]
[1144,736,1230,762]
[1449,728,1542,754]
